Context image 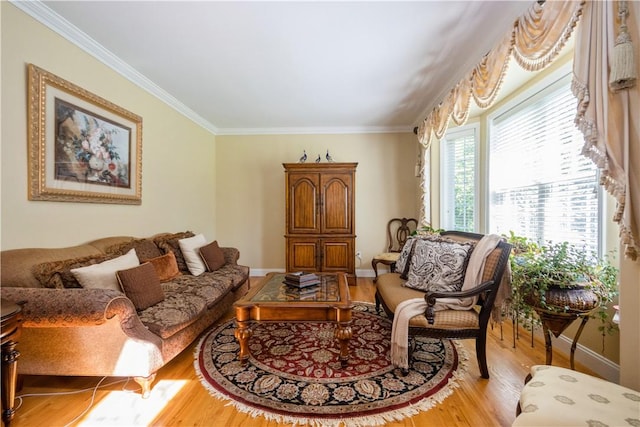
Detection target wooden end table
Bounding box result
[1,299,22,427]
[233,272,353,367]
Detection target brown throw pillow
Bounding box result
[144,252,181,282]
[199,240,225,271]
[116,263,165,311]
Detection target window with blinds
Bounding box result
[441,124,478,232]
[488,74,601,255]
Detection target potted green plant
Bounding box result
[505,231,619,336]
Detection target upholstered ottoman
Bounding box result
[513,365,640,426]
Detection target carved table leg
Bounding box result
[335,323,352,368]
[2,341,20,427]
[235,321,252,366]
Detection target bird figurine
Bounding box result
[299,150,307,163]
[326,150,334,162]
[315,154,321,163]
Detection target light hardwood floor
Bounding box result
[9,277,592,427]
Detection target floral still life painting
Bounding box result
[28,64,142,204]
[55,99,131,189]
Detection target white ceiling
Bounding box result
[30,1,534,135]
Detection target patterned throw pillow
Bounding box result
[33,253,115,289]
[106,238,163,260]
[143,252,181,282]
[395,237,416,278]
[154,231,195,273]
[402,235,475,293]
[116,262,165,310]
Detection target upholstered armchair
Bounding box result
[375,231,512,378]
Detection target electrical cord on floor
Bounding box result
[14,376,139,426]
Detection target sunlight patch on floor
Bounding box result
[78,380,188,426]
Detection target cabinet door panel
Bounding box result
[288,173,320,234]
[287,239,318,271]
[321,173,353,234]
[320,238,354,273]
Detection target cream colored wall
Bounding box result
[619,255,640,390]
[215,133,419,273]
[1,3,217,250]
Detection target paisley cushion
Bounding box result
[401,235,474,293]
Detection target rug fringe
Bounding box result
[193,334,470,427]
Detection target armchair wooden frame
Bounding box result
[375,230,512,379]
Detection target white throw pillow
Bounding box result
[71,249,140,291]
[178,233,208,276]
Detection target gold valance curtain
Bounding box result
[572,0,639,260]
[417,0,639,260]
[416,0,584,147]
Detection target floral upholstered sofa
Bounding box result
[0,231,249,397]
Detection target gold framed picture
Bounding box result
[27,64,142,204]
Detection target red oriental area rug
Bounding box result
[194,303,467,427]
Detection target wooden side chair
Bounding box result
[371,217,418,283]
[375,231,512,378]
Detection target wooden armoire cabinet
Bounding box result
[284,162,357,285]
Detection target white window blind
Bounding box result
[441,125,477,232]
[489,74,600,255]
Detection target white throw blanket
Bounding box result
[390,234,503,369]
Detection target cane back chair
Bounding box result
[371,217,418,282]
[375,231,512,378]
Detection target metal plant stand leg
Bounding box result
[538,309,591,370]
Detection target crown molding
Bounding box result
[11,0,219,135]
[13,1,418,137]
[217,125,414,136]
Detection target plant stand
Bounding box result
[534,308,592,370]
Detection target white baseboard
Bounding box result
[249,268,284,277]
[356,268,375,277]
[554,335,620,382]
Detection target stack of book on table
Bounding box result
[283,272,320,288]
[283,272,320,299]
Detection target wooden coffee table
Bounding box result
[233,272,353,367]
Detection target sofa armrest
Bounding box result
[0,287,138,328]
[221,247,240,265]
